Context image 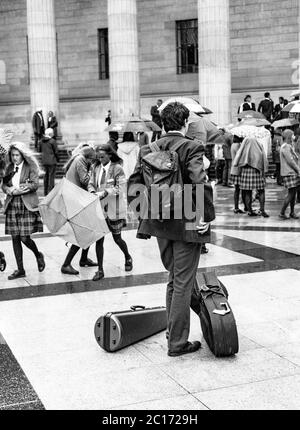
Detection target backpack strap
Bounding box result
[149,137,188,153]
[149,141,160,152]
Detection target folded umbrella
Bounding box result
[39,178,109,249]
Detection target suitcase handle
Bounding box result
[213,302,231,316]
[130,305,146,311]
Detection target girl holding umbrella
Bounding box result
[2,142,45,279]
[232,137,269,217]
[88,143,133,281]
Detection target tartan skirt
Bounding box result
[5,196,43,236]
[282,175,300,189]
[230,174,240,186]
[106,218,126,235]
[239,166,265,190]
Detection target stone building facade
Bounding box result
[0,0,299,146]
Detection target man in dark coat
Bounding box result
[32,109,45,150]
[128,102,215,357]
[47,111,58,138]
[41,128,59,195]
[220,128,233,186]
[258,92,274,122]
[107,131,119,152]
[150,99,163,142]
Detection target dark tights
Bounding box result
[12,235,40,271]
[281,187,297,215]
[96,233,131,270]
[244,189,265,213]
[234,185,247,211]
[63,245,89,267]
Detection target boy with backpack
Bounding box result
[128,102,215,357]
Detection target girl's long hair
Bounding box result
[7,141,41,175]
[64,145,95,173]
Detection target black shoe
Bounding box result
[258,210,269,218]
[93,270,104,281]
[37,252,45,272]
[8,269,26,280]
[248,211,258,217]
[61,265,79,275]
[290,213,299,219]
[279,213,289,220]
[233,209,245,214]
[0,252,6,272]
[200,245,209,254]
[168,341,201,357]
[79,258,98,267]
[125,257,133,272]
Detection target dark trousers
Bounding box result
[34,133,42,151]
[222,159,232,185]
[151,131,162,142]
[216,159,225,183]
[43,164,57,196]
[275,163,282,185]
[157,238,201,352]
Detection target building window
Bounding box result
[176,19,198,74]
[98,28,109,80]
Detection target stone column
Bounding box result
[26,0,59,130]
[107,0,140,121]
[198,0,231,126]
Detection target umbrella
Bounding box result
[290,89,300,98]
[272,118,299,129]
[237,111,266,120]
[238,118,270,127]
[186,112,225,144]
[229,124,271,156]
[0,128,14,154]
[105,118,161,133]
[282,101,300,114]
[158,97,207,114]
[39,178,109,249]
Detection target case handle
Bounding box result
[213,302,231,316]
[130,305,146,311]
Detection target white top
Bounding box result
[11,161,24,188]
[98,161,111,189]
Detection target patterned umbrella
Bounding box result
[237,111,266,120]
[0,128,14,154]
[229,124,271,156]
[238,118,270,127]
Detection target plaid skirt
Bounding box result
[282,175,300,189]
[106,218,126,235]
[239,166,265,190]
[230,174,240,186]
[5,196,43,236]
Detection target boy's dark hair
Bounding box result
[244,95,251,102]
[264,92,270,98]
[109,131,119,141]
[279,96,284,102]
[233,134,243,143]
[123,132,135,142]
[160,102,189,133]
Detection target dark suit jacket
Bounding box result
[41,137,59,165]
[127,132,215,243]
[32,111,45,136]
[150,105,162,127]
[47,116,58,137]
[2,162,40,213]
[242,102,256,111]
[258,99,274,119]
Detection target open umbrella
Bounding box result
[105,118,161,133]
[186,112,225,144]
[0,128,14,154]
[238,118,270,127]
[229,124,271,157]
[158,97,207,114]
[39,178,109,249]
[282,101,300,114]
[237,111,266,120]
[272,118,299,129]
[290,89,300,98]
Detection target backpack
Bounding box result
[140,137,187,220]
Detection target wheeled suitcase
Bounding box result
[192,271,239,357]
[94,305,167,352]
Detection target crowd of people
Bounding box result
[1,95,300,357]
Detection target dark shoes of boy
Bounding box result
[79,258,98,267]
[279,213,289,220]
[290,213,299,219]
[93,270,104,281]
[125,257,133,272]
[257,210,269,218]
[168,341,201,357]
[37,252,46,272]
[61,264,79,275]
[8,269,26,280]
[233,208,245,214]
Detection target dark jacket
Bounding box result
[47,116,58,137]
[258,98,274,120]
[2,162,40,213]
[272,134,282,163]
[127,132,215,243]
[150,105,162,127]
[66,154,91,190]
[41,136,59,165]
[239,102,256,113]
[107,138,118,152]
[32,111,45,136]
[222,132,233,160]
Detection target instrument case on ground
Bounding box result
[94,305,167,352]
